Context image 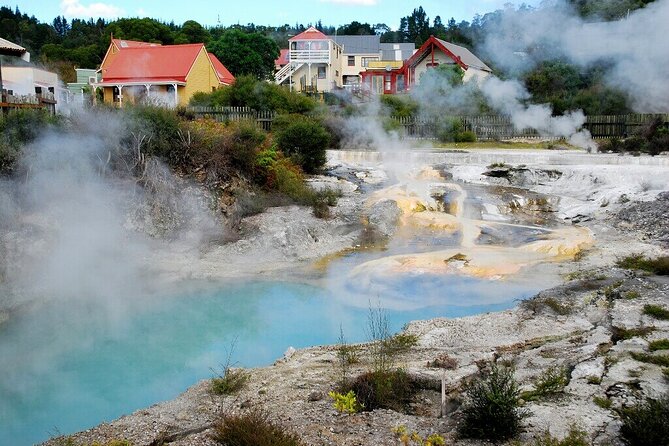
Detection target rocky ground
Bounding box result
[36,150,669,446]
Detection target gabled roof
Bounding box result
[208,52,235,85]
[289,26,329,41]
[435,38,491,72]
[275,48,289,68]
[406,36,492,72]
[101,44,204,83]
[380,43,416,61]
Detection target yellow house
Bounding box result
[94,39,234,107]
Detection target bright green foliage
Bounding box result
[328,390,361,414]
[381,95,419,118]
[459,364,528,441]
[211,367,249,395]
[207,29,279,80]
[620,396,669,446]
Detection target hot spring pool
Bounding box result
[0,277,547,445]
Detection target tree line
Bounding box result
[0,0,654,115]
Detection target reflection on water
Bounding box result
[0,277,546,445]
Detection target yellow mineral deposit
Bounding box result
[361,164,594,280]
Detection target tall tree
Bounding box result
[336,21,374,35]
[207,29,279,80]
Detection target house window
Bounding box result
[318,66,326,79]
[348,56,355,66]
[397,75,405,92]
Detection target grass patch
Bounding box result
[663,368,669,380]
[458,364,528,442]
[530,425,589,446]
[522,367,569,401]
[625,290,641,299]
[212,409,305,446]
[520,296,573,315]
[643,304,669,320]
[587,375,602,385]
[630,352,669,367]
[211,367,249,395]
[593,395,612,409]
[649,339,669,351]
[611,326,654,343]
[616,254,669,275]
[620,396,669,446]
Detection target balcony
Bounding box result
[289,49,330,64]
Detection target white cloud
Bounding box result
[319,0,378,5]
[60,0,124,19]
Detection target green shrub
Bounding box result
[620,396,669,446]
[328,390,362,414]
[436,118,464,143]
[276,119,329,174]
[381,95,419,118]
[611,326,654,343]
[593,395,612,409]
[0,109,62,172]
[458,364,528,441]
[454,130,477,143]
[630,352,669,367]
[616,254,669,275]
[345,369,417,412]
[226,121,266,175]
[211,366,249,395]
[649,339,669,351]
[212,409,305,446]
[127,106,182,163]
[522,366,569,401]
[644,304,669,320]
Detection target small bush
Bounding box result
[276,119,330,174]
[522,366,569,401]
[0,109,62,172]
[625,291,641,299]
[663,368,669,380]
[532,425,589,446]
[328,390,362,414]
[212,409,305,446]
[616,254,669,275]
[593,395,612,409]
[458,364,528,441]
[454,130,477,143]
[346,369,418,412]
[392,425,445,446]
[211,367,249,395]
[630,352,669,367]
[611,326,655,343]
[620,396,669,446]
[644,304,669,320]
[649,339,669,351]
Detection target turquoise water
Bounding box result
[0,278,544,445]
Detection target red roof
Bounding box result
[208,53,235,85]
[102,44,204,83]
[289,26,329,41]
[112,38,162,49]
[275,48,289,68]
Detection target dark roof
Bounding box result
[331,35,380,54]
[380,43,416,61]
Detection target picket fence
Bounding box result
[188,106,275,131]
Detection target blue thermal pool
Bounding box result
[0,276,548,445]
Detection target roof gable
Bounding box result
[289,26,329,41]
[101,44,205,83]
[406,36,492,72]
[208,53,235,85]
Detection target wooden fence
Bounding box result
[186,108,668,141]
[391,114,669,141]
[188,106,275,131]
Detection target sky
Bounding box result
[12,0,543,29]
